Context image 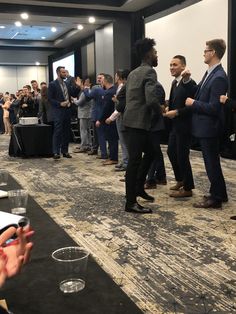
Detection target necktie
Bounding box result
[169,79,178,109]
[200,71,208,89]
[61,81,69,102]
[195,71,208,99]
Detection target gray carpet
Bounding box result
[1,134,236,314]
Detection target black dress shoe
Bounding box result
[203,195,228,203]
[63,153,72,158]
[125,203,152,214]
[88,150,98,155]
[136,191,155,202]
[53,154,60,160]
[193,198,222,209]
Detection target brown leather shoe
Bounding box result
[102,160,118,166]
[193,199,222,209]
[169,188,192,198]
[169,181,184,190]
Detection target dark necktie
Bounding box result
[195,71,208,98]
[199,71,208,89]
[169,79,178,109]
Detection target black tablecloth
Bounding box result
[9,124,53,157]
[0,176,142,314]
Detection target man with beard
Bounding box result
[123,38,162,214]
[48,66,80,160]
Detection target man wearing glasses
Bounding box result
[185,39,228,209]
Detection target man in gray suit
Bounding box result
[123,38,162,214]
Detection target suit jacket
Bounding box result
[99,85,118,141]
[74,91,93,119]
[191,64,228,138]
[84,86,105,121]
[48,79,79,120]
[123,62,162,131]
[169,79,196,134]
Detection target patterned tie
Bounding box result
[62,81,69,102]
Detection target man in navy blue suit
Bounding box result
[96,74,118,165]
[185,39,228,208]
[48,66,79,160]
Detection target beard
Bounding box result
[152,58,158,67]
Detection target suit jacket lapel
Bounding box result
[195,65,222,99]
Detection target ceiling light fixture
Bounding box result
[15,21,22,27]
[77,24,84,30]
[35,62,40,66]
[41,36,46,39]
[51,27,57,32]
[0,26,5,29]
[21,13,29,20]
[88,17,95,23]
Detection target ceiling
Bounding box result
[0,0,159,49]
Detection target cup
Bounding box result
[8,189,28,215]
[52,246,89,294]
[0,170,8,186]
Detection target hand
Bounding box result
[60,101,69,107]
[112,95,117,103]
[95,120,101,128]
[105,118,112,124]
[163,110,178,119]
[0,226,34,279]
[0,250,7,287]
[22,103,28,108]
[185,97,194,106]
[220,95,228,104]
[75,77,83,89]
[181,69,191,82]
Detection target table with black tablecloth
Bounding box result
[0,176,143,314]
[9,124,53,157]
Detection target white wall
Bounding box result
[0,66,47,93]
[145,0,228,95]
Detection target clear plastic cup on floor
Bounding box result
[52,246,89,294]
[0,170,8,186]
[8,189,28,215]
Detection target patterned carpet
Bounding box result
[0,134,236,314]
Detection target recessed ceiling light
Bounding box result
[51,27,57,32]
[0,26,5,29]
[41,36,46,39]
[77,24,84,30]
[88,17,95,23]
[21,13,29,20]
[35,62,40,66]
[15,21,22,27]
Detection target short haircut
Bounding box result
[40,82,47,86]
[103,74,113,84]
[56,66,65,74]
[134,38,156,61]
[31,80,37,84]
[206,39,226,59]
[173,55,186,66]
[98,73,105,76]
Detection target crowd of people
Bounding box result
[0,37,235,214]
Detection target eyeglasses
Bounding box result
[204,49,213,54]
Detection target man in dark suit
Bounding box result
[123,38,162,214]
[185,39,228,208]
[96,74,118,165]
[164,55,196,198]
[48,66,80,160]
